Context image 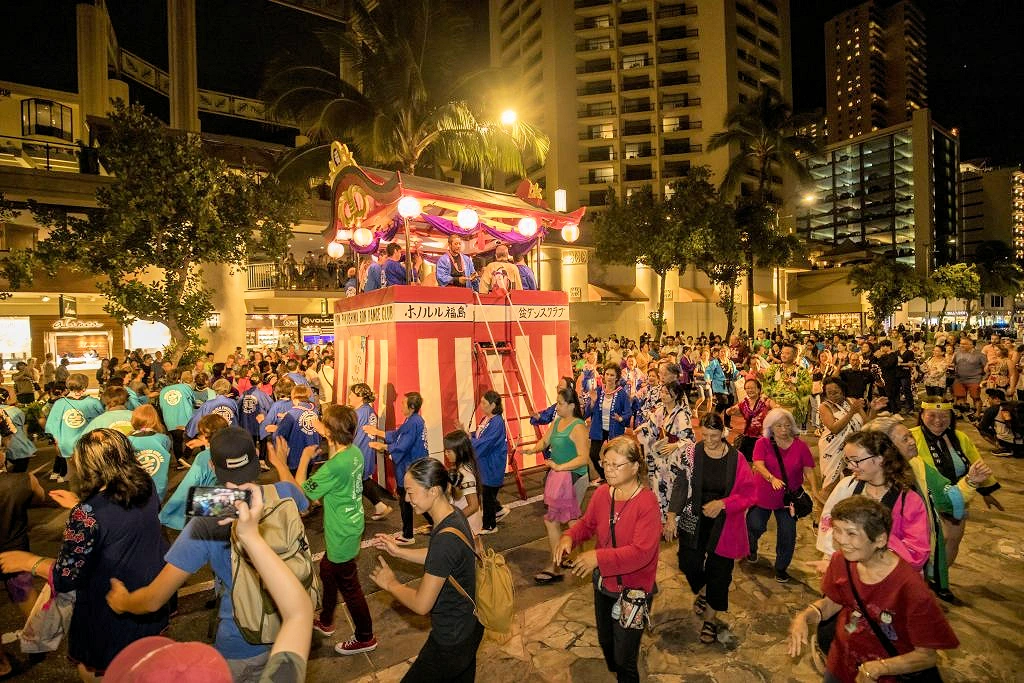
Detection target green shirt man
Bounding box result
[301,444,364,562]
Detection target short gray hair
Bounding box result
[762,407,801,438]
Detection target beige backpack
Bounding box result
[230,485,323,644]
[440,527,515,634]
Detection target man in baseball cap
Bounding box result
[210,426,260,485]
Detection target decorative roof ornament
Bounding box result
[328,141,357,184]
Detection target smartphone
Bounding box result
[185,486,251,518]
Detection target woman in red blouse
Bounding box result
[788,495,958,682]
[555,436,661,683]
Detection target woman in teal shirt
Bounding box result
[127,405,173,500]
[523,387,590,584]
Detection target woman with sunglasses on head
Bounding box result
[554,437,660,683]
[816,430,930,572]
[789,496,959,683]
[664,413,756,646]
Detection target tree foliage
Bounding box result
[848,258,921,331]
[0,193,34,294]
[28,103,303,364]
[707,85,817,334]
[594,185,695,340]
[262,0,548,177]
[973,240,1024,298]
[930,262,980,326]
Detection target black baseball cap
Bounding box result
[209,427,259,485]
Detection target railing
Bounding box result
[579,151,617,162]
[577,61,613,74]
[663,143,703,155]
[576,40,614,52]
[246,262,347,291]
[579,129,616,139]
[622,79,653,91]
[657,5,698,19]
[577,84,615,96]
[579,175,616,185]
[661,74,700,87]
[577,107,616,118]
[663,120,702,132]
[622,102,654,113]
[0,134,97,173]
[659,27,698,41]
[622,126,654,136]
[575,0,609,7]
[663,96,702,110]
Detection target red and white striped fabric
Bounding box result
[334,286,571,490]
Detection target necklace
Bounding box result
[704,440,727,457]
[864,481,889,500]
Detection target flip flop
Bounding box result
[533,570,565,585]
[370,505,393,521]
[560,559,575,569]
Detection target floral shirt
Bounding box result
[638,403,695,521]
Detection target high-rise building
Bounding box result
[824,0,926,142]
[959,162,1024,263]
[795,109,959,275]
[489,0,793,212]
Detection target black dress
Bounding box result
[53,486,168,672]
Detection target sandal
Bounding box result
[699,621,718,645]
[693,594,708,617]
[560,558,575,569]
[533,570,565,585]
[370,505,393,521]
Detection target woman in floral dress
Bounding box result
[638,380,695,521]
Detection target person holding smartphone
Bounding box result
[104,483,313,683]
[106,427,308,681]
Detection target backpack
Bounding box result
[440,526,515,633]
[230,485,323,644]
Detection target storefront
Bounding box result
[123,320,171,354]
[298,315,334,347]
[245,314,299,350]
[41,317,125,373]
[0,316,33,373]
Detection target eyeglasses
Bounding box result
[601,460,633,471]
[843,454,878,468]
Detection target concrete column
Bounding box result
[76,3,111,138]
[201,264,247,359]
[167,0,200,132]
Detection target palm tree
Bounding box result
[707,85,817,334]
[262,0,548,178]
[973,240,1024,324]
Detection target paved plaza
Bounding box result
[1,420,1022,682]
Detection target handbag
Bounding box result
[769,437,813,519]
[844,560,943,682]
[19,584,75,654]
[609,487,652,631]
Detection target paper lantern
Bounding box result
[456,208,479,230]
[517,216,538,237]
[561,223,579,243]
[353,227,374,247]
[397,196,422,219]
[326,241,345,259]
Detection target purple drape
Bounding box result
[348,213,546,255]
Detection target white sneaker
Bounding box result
[49,473,59,481]
[478,526,498,535]
[495,507,510,522]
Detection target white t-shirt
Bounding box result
[450,464,483,534]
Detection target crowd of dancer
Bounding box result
[0,323,1015,682]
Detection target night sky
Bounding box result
[2,0,1021,165]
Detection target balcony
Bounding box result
[662,96,701,110]
[662,119,701,132]
[246,263,347,292]
[0,134,99,174]
[579,150,617,162]
[658,27,698,41]
[575,16,612,30]
[622,79,653,92]
[623,148,654,159]
[657,5,697,19]
[661,73,699,87]
[660,49,699,64]
[577,83,615,96]
[579,128,616,139]
[663,142,702,155]
[619,10,650,24]
[575,0,610,7]
[624,167,655,181]
[621,32,651,46]
[621,56,654,70]
[622,124,654,136]
[579,175,617,185]
[576,39,614,52]
[577,60,613,74]
[622,101,653,114]
[577,106,616,118]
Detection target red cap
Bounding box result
[104,637,232,683]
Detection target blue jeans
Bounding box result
[746,505,797,571]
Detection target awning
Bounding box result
[586,284,648,302]
[675,287,709,303]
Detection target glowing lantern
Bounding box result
[397,196,422,219]
[352,227,374,247]
[326,241,345,259]
[517,216,538,237]
[561,223,580,243]
[456,208,479,230]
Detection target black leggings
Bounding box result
[402,621,484,683]
[363,477,389,506]
[589,434,608,480]
[678,515,736,613]
[594,589,647,683]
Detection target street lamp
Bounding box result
[397,196,422,283]
[207,312,221,334]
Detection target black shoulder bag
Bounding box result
[844,560,942,682]
[770,437,814,519]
